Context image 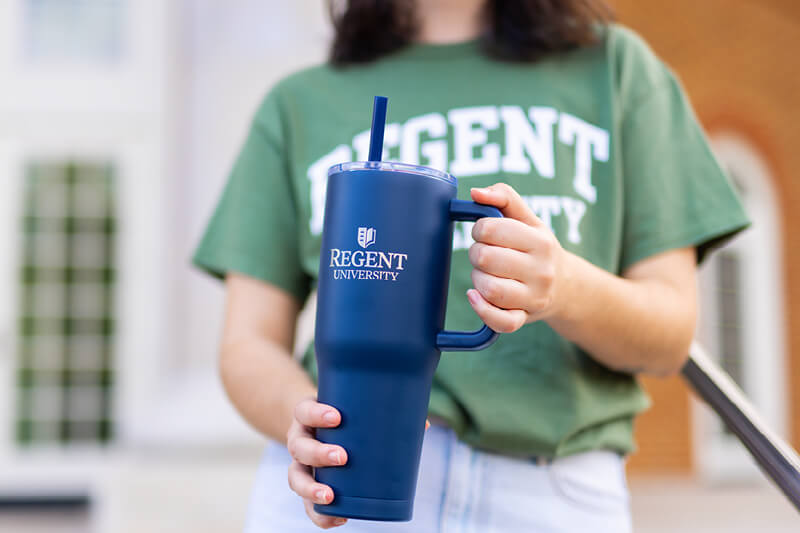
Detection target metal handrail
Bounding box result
[682,342,800,512]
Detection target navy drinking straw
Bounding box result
[367,96,388,162]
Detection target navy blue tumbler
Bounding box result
[313,161,501,521]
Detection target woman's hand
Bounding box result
[466,182,697,375]
[467,183,569,333]
[286,398,349,529]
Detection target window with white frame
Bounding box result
[16,161,116,446]
[695,134,787,479]
[23,0,124,63]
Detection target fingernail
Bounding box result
[472,187,490,194]
[334,518,347,525]
[315,489,328,503]
[466,289,479,305]
[323,410,338,424]
[328,450,341,464]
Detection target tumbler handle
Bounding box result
[435,199,503,352]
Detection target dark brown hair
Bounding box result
[328,0,613,66]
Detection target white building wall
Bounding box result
[159,0,329,447]
[0,1,331,530]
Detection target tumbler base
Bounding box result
[313,495,412,522]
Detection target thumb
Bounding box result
[470,183,542,227]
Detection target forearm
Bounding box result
[546,251,696,376]
[220,337,317,444]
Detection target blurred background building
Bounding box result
[0,0,797,532]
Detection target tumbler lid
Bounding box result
[328,161,457,187]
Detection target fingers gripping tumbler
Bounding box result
[313,97,501,521]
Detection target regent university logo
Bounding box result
[357,227,376,248]
[329,227,408,281]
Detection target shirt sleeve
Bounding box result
[192,92,311,303]
[619,71,751,272]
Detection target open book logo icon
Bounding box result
[357,227,376,248]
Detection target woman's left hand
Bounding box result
[467,183,570,333]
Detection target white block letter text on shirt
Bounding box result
[560,196,587,244]
[500,105,557,178]
[558,112,609,204]
[401,112,448,170]
[307,144,352,235]
[448,106,501,177]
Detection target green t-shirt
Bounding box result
[193,25,749,458]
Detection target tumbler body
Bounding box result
[314,162,501,521]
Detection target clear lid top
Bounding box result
[328,161,457,186]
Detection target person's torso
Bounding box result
[276,31,648,457]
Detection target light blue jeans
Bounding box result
[243,424,632,532]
